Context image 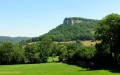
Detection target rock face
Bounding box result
[63,17,83,25]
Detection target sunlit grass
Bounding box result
[0,63,119,75]
[81,40,101,46]
[47,56,59,63]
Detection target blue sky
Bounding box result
[0,0,120,37]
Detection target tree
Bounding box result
[59,43,80,62]
[66,44,78,62]
[11,44,25,64]
[25,44,39,63]
[95,13,120,65]
[0,42,14,64]
[37,37,53,63]
[73,46,96,62]
[50,43,59,62]
[58,44,67,62]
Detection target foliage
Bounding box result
[1,14,120,68]
[0,36,30,43]
[11,44,25,64]
[58,43,96,63]
[47,56,59,63]
[28,18,98,42]
[0,42,14,64]
[95,13,120,66]
[0,37,53,64]
[73,46,96,62]
[0,42,25,64]
[76,39,82,43]
[37,37,53,63]
[57,44,67,62]
[25,44,39,63]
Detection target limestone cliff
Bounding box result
[63,17,83,25]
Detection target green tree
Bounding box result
[58,44,67,62]
[11,44,25,64]
[25,44,39,63]
[66,44,78,62]
[73,46,96,62]
[0,42,14,64]
[95,13,120,65]
[50,43,59,62]
[37,37,53,63]
[59,43,80,62]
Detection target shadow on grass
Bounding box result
[105,67,120,73]
[66,62,120,73]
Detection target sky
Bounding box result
[0,0,120,37]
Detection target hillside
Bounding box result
[0,36,30,43]
[29,17,99,42]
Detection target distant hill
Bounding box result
[0,36,30,43]
[29,17,99,42]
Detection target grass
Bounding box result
[47,56,59,63]
[0,63,119,75]
[29,40,101,47]
[55,40,101,46]
[81,40,101,46]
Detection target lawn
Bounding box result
[0,63,119,75]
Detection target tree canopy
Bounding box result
[27,18,99,42]
[95,13,120,65]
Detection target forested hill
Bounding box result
[29,17,99,42]
[0,36,30,43]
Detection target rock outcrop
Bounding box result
[63,17,83,25]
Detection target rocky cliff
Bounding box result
[63,17,83,25]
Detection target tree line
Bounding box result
[0,36,30,43]
[0,38,96,65]
[0,37,53,64]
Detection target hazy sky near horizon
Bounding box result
[0,0,120,37]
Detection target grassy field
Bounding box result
[29,40,101,47]
[0,63,119,75]
[81,40,101,46]
[57,40,101,46]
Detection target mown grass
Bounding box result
[0,63,119,75]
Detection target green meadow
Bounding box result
[0,63,119,75]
